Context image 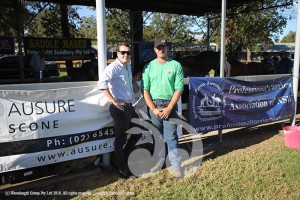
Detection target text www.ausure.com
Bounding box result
[37,142,111,162]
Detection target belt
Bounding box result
[111,102,132,106]
[153,101,169,107]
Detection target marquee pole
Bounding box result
[95,0,110,167]
[292,4,299,126]
[218,0,227,142]
[220,0,226,78]
[96,0,107,75]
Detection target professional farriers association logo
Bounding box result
[192,81,224,122]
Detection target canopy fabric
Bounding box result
[25,0,262,16]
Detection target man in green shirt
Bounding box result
[142,37,184,178]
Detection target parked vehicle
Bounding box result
[45,61,60,77]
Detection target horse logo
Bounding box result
[211,94,221,107]
[199,93,221,108]
[200,94,209,107]
[190,78,224,122]
[196,93,222,118]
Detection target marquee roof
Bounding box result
[26,0,266,16]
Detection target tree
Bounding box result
[77,16,97,39]
[144,13,197,43]
[1,1,294,62]
[106,8,131,43]
[0,1,32,36]
[105,9,198,44]
[208,0,294,60]
[24,3,82,76]
[25,3,81,38]
[281,30,296,43]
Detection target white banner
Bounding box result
[0,83,118,173]
[0,81,181,173]
[0,85,112,141]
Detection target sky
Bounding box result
[279,6,298,40]
[77,5,298,41]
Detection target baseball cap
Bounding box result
[154,37,167,48]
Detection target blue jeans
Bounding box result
[149,99,181,170]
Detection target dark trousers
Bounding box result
[109,103,141,171]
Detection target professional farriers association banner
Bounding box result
[189,76,294,133]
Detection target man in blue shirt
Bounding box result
[276,51,293,74]
[29,49,46,82]
[99,43,141,178]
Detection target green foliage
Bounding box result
[209,0,294,59]
[25,3,81,38]
[144,13,197,43]
[76,15,97,39]
[0,1,31,36]
[0,1,295,58]
[106,8,130,42]
[281,30,296,43]
[105,9,198,44]
[0,2,16,36]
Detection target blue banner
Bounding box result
[189,76,294,132]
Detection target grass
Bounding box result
[17,121,299,200]
[1,113,299,200]
[121,131,299,200]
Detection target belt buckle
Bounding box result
[153,101,168,107]
[153,101,160,107]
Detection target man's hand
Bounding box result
[112,99,125,111]
[159,107,172,119]
[152,108,163,117]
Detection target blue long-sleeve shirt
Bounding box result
[98,58,134,103]
[277,57,293,74]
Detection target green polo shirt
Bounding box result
[142,59,184,100]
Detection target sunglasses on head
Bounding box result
[118,51,131,55]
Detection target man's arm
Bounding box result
[101,89,115,103]
[101,89,125,110]
[167,90,182,110]
[288,59,293,74]
[99,65,125,110]
[143,90,156,111]
[159,90,182,119]
[29,54,37,71]
[143,89,162,117]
